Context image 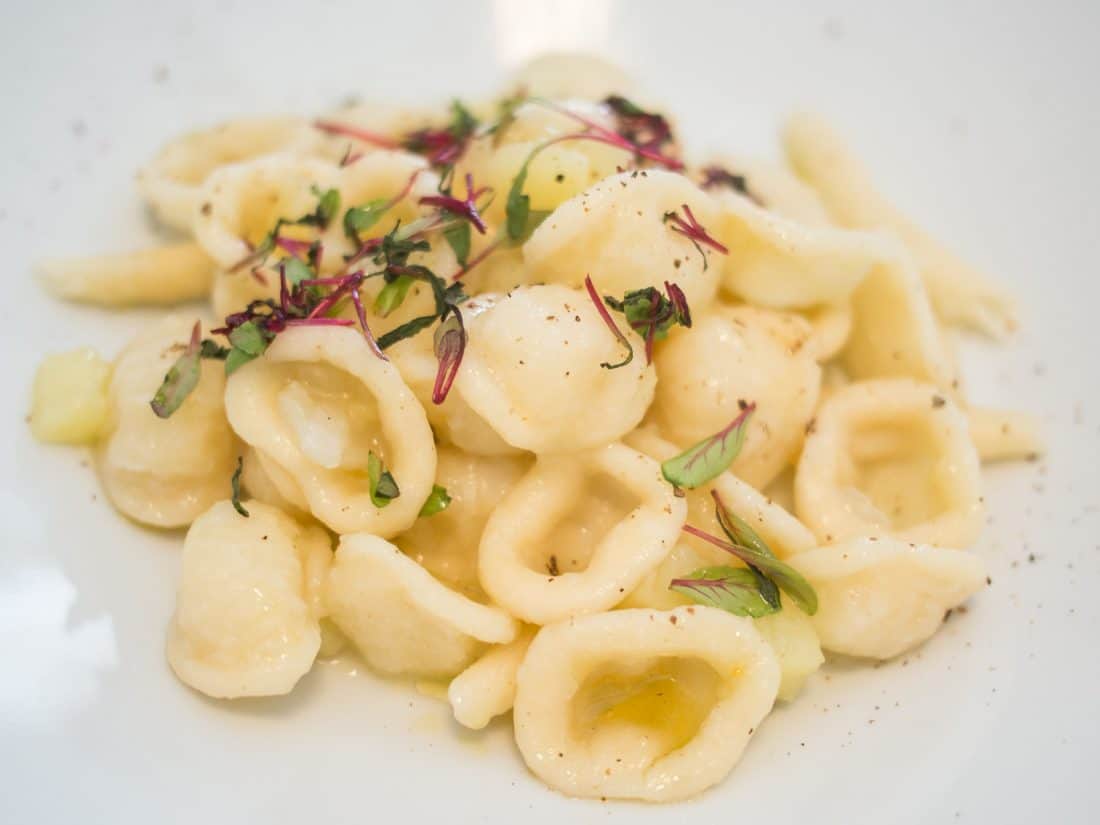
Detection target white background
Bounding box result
[1,1,1098,822]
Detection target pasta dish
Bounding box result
[27,53,1039,802]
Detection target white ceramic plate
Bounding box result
[2,1,1098,822]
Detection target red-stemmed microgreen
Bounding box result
[531,98,683,171]
[367,451,400,508]
[431,307,466,404]
[661,400,756,488]
[343,170,422,246]
[583,274,634,369]
[663,203,728,269]
[685,491,819,615]
[602,95,676,158]
[229,185,341,274]
[419,172,489,234]
[603,281,692,364]
[669,566,780,618]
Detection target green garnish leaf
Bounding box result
[224,320,270,375]
[419,484,452,517]
[150,321,203,419]
[712,491,818,615]
[343,197,391,242]
[300,185,341,229]
[282,257,314,289]
[367,451,400,508]
[505,157,532,240]
[669,565,780,618]
[661,401,756,489]
[443,221,472,267]
[230,456,249,517]
[374,274,415,318]
[199,340,230,360]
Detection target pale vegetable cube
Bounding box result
[30,348,111,444]
[754,607,825,702]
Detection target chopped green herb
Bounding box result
[230,456,249,517]
[367,451,400,508]
[343,197,392,242]
[225,320,271,375]
[150,321,203,419]
[443,221,472,267]
[419,484,452,517]
[373,275,415,318]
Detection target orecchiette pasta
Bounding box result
[478,443,686,624]
[513,607,780,801]
[524,169,721,310]
[784,113,1016,338]
[98,316,237,528]
[651,306,822,489]
[795,379,984,547]
[325,533,518,678]
[224,326,436,537]
[455,285,656,453]
[167,500,329,698]
[38,242,216,307]
[447,627,536,730]
[137,116,325,232]
[788,536,987,659]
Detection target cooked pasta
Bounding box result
[27,54,1038,804]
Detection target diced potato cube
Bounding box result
[30,348,111,445]
[755,607,825,702]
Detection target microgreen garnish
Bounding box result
[419,484,452,517]
[443,222,471,267]
[699,166,761,201]
[367,451,400,508]
[432,308,466,403]
[150,321,203,418]
[682,491,818,615]
[583,274,633,369]
[419,173,489,234]
[602,95,676,160]
[669,566,780,618]
[229,185,340,274]
[230,456,249,518]
[603,281,692,363]
[661,401,756,488]
[663,204,728,268]
[505,150,538,241]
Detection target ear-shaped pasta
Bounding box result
[788,536,986,659]
[455,285,656,453]
[753,609,824,702]
[523,169,722,311]
[166,500,329,698]
[447,627,536,730]
[783,114,1016,337]
[239,447,308,518]
[513,606,780,802]
[38,243,215,307]
[137,116,324,232]
[325,533,518,678]
[98,316,237,528]
[803,304,853,361]
[478,443,686,625]
[842,242,959,392]
[795,379,983,547]
[622,428,817,610]
[698,156,832,225]
[651,306,821,489]
[715,189,887,310]
[397,447,532,600]
[193,153,342,270]
[224,326,436,537]
[967,407,1042,462]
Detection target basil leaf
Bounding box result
[150,321,203,418]
[669,565,780,618]
[661,402,756,489]
[367,451,400,508]
[418,484,452,517]
[230,456,249,517]
[443,221,471,267]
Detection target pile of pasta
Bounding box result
[30,54,1040,803]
